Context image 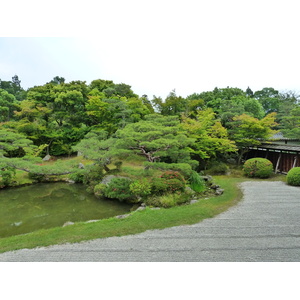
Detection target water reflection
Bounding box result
[0,182,132,238]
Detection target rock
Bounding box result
[141,203,146,207]
[185,186,195,195]
[150,207,161,210]
[190,199,198,204]
[86,220,98,223]
[115,214,130,219]
[63,221,75,227]
[136,206,146,211]
[12,221,23,227]
[42,154,51,161]
[78,163,85,169]
[211,184,220,190]
[65,179,75,184]
[201,175,213,182]
[215,188,225,195]
[100,175,129,185]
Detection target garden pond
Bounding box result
[0,182,133,238]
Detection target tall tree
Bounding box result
[229,113,278,164]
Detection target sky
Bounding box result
[1,0,300,100]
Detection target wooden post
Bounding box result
[275,153,281,174]
[293,156,298,168]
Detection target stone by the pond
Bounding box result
[100,175,129,185]
[211,184,220,190]
[78,163,85,169]
[215,188,225,195]
[201,175,213,182]
[115,214,130,219]
[190,199,198,204]
[42,154,51,161]
[136,206,146,211]
[85,220,98,223]
[12,221,23,227]
[63,221,75,227]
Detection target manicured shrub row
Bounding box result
[243,158,273,178]
[287,167,300,186]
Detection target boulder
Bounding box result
[211,184,220,190]
[115,214,130,219]
[136,206,146,211]
[78,163,85,169]
[215,188,225,195]
[63,221,75,227]
[100,175,130,185]
[190,199,198,204]
[42,154,51,161]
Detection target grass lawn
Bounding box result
[0,175,247,254]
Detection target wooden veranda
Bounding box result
[246,143,300,174]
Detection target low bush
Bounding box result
[189,170,206,192]
[206,162,229,175]
[143,162,192,179]
[68,169,86,183]
[243,158,273,178]
[0,167,16,186]
[151,171,186,195]
[129,179,152,198]
[103,177,134,202]
[82,164,104,187]
[93,183,107,197]
[287,167,300,186]
[28,172,46,182]
[145,192,190,208]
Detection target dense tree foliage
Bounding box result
[0,74,297,173]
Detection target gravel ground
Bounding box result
[0,181,300,262]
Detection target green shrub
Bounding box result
[287,167,300,186]
[68,169,86,183]
[189,170,206,193]
[28,172,46,182]
[0,167,16,186]
[150,177,169,194]
[243,158,273,178]
[103,177,134,202]
[143,162,192,178]
[151,171,186,195]
[129,179,152,198]
[82,164,104,186]
[145,192,190,208]
[206,162,229,175]
[93,183,107,197]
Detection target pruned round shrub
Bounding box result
[151,171,186,194]
[287,167,300,186]
[129,179,152,198]
[206,162,229,175]
[243,158,273,178]
[103,177,133,201]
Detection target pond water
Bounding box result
[0,182,133,238]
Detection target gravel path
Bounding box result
[1,181,300,262]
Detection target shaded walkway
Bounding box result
[0,181,299,261]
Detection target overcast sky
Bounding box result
[1,0,300,99]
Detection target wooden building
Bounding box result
[245,136,300,174]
